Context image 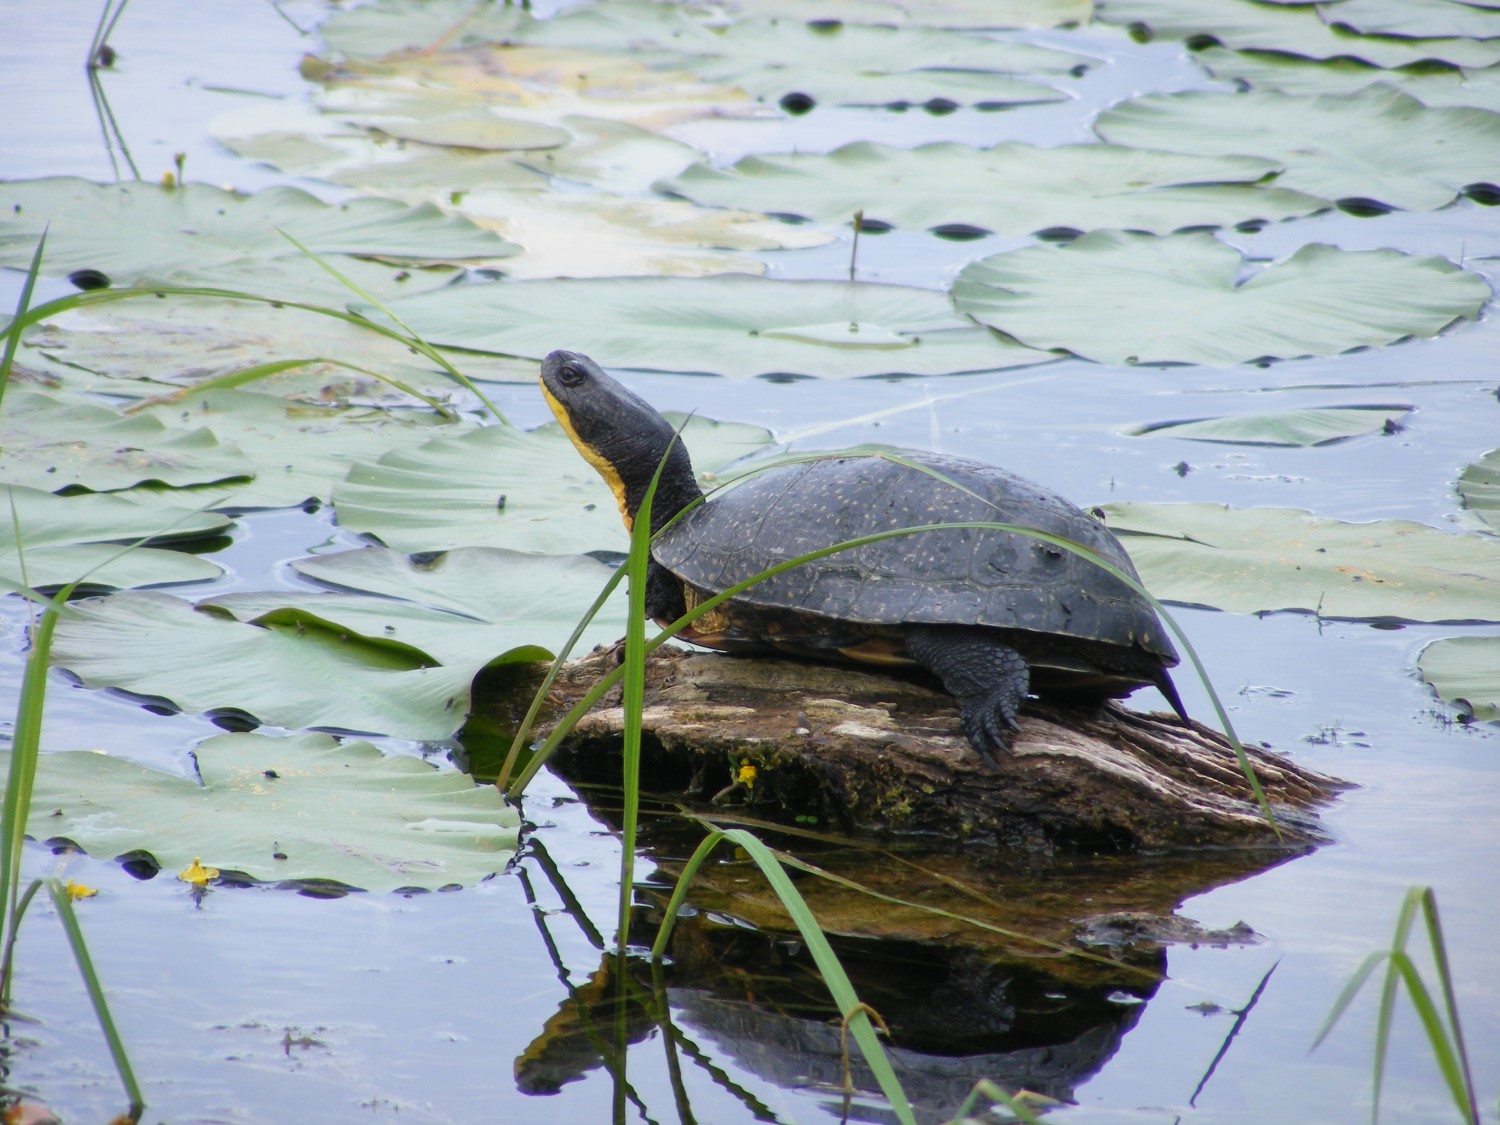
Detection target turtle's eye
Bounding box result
[558,362,588,387]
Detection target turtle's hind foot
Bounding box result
[906,625,1029,771]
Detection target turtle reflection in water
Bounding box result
[541,349,1188,769]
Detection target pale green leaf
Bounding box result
[49,549,627,738]
[367,110,570,151]
[1095,0,1500,68]
[144,387,472,511]
[289,546,626,630]
[1127,405,1412,445]
[1418,637,1500,720]
[0,485,229,590]
[310,41,752,136]
[1095,87,1500,210]
[1099,502,1500,621]
[333,415,773,554]
[319,0,531,57]
[212,105,827,277]
[1457,447,1500,532]
[0,388,253,492]
[16,298,534,401]
[951,231,1490,366]
[0,178,517,300]
[370,274,1042,377]
[560,17,1085,108]
[713,0,1093,28]
[659,141,1326,235]
[1320,0,1500,42]
[52,591,481,739]
[1193,49,1500,113]
[26,733,520,892]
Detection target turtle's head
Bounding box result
[540,349,702,533]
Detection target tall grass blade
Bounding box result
[1312,886,1480,1125]
[1416,889,1480,1122]
[0,541,65,1000]
[0,879,44,1008]
[649,827,918,1125]
[614,437,661,956]
[46,879,144,1116]
[493,562,627,791]
[0,228,47,413]
[1383,953,1476,1119]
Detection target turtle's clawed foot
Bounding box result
[905,625,1030,771]
[958,689,1024,771]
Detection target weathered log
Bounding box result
[542,643,1345,852]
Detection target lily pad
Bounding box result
[1098,502,1500,622]
[50,549,626,738]
[1192,49,1500,113]
[318,0,531,57]
[659,141,1326,236]
[142,388,472,511]
[716,0,1093,26]
[951,231,1490,366]
[317,0,1092,59]
[25,733,520,892]
[1126,405,1412,446]
[366,110,570,152]
[405,187,830,280]
[212,99,559,191]
[333,415,774,554]
[1095,87,1500,211]
[16,298,535,402]
[0,485,229,591]
[312,45,752,135]
[1457,447,1500,532]
[526,15,1083,108]
[370,274,1044,378]
[0,178,517,299]
[1095,0,1500,68]
[515,115,705,194]
[1319,0,1500,43]
[1417,637,1500,721]
[0,388,253,492]
[213,106,827,276]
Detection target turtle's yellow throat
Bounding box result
[540,378,634,531]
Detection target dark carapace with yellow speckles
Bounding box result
[541,349,1188,769]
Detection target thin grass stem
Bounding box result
[1312,886,1480,1125]
[46,879,144,1115]
[123,356,457,418]
[275,229,509,423]
[0,229,47,412]
[493,563,627,791]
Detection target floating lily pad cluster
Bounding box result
[6,0,1495,373]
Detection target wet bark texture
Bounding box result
[542,644,1345,852]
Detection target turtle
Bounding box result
[540,349,1188,768]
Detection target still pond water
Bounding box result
[2,0,1498,1122]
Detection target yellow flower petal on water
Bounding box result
[64,880,98,900]
[178,857,220,887]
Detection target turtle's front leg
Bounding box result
[905,625,1029,770]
